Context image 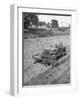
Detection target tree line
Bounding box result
[23,13,59,29]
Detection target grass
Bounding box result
[24,35,70,85]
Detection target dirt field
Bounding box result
[24,35,70,85]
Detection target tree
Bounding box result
[23,13,39,29]
[51,20,59,28]
[38,21,46,27]
[46,22,51,28]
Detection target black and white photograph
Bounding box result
[23,12,71,86]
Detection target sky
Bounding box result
[38,15,72,27]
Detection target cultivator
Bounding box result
[32,42,68,68]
